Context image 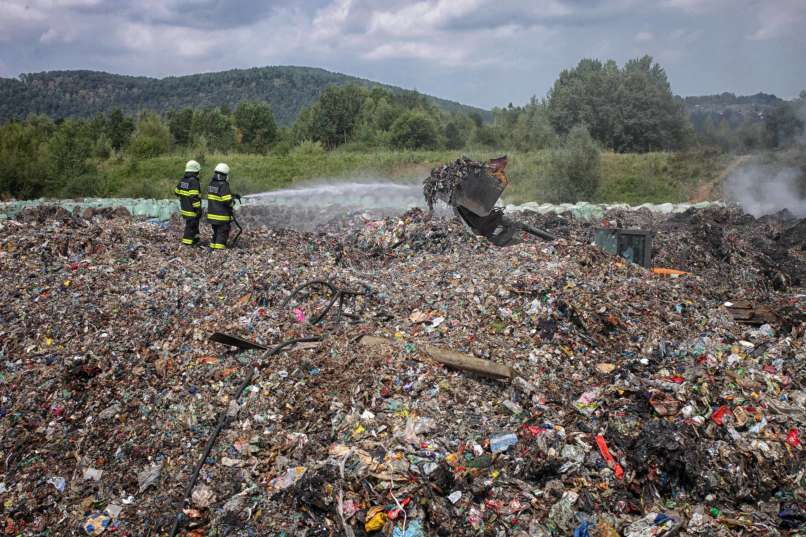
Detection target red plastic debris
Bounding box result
[667,376,685,384]
[711,405,730,426]
[786,428,800,448]
[521,424,544,438]
[595,434,624,480]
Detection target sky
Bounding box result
[0,0,804,109]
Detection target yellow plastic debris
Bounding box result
[364,506,388,532]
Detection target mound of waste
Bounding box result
[0,204,803,536]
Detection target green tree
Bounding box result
[167,108,194,147]
[93,132,113,159]
[43,119,101,195]
[765,102,804,148]
[547,56,689,152]
[544,125,601,203]
[301,84,367,148]
[389,111,439,149]
[615,56,690,152]
[128,111,173,158]
[352,96,382,146]
[0,120,52,198]
[191,107,234,151]
[510,98,557,150]
[233,101,277,153]
[546,59,620,145]
[444,121,464,150]
[105,109,135,151]
[48,120,93,180]
[471,124,506,148]
[373,97,400,131]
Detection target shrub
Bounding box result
[128,112,173,158]
[389,111,439,150]
[544,125,601,202]
[290,140,326,157]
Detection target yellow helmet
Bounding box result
[185,160,201,173]
[214,162,230,175]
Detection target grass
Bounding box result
[98,147,728,204]
[503,149,728,204]
[101,148,460,199]
[597,149,730,204]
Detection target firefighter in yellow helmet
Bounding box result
[206,163,240,249]
[174,160,202,245]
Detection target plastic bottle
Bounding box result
[490,433,518,453]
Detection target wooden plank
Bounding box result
[209,332,269,351]
[359,335,513,380]
[725,303,779,325]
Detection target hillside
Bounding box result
[683,91,784,127]
[0,66,490,125]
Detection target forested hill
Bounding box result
[0,66,490,125]
[683,92,785,124]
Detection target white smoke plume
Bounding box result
[725,164,806,217]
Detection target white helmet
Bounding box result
[185,160,201,173]
[214,162,230,176]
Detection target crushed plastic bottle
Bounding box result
[489,433,518,453]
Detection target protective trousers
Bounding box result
[182,216,201,245]
[210,224,230,249]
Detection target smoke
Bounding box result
[725,164,806,217]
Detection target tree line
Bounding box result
[1,55,803,200]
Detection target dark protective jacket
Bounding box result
[206,173,235,223]
[174,173,202,218]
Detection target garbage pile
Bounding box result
[423,157,507,212]
[515,205,806,296]
[0,203,803,536]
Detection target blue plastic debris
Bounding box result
[574,520,590,537]
[392,519,424,537]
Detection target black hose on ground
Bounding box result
[517,223,557,241]
[281,280,368,326]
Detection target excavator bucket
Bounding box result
[452,156,509,217]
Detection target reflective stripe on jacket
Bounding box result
[175,173,202,218]
[206,176,234,223]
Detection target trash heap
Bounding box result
[0,203,804,536]
[423,157,491,211]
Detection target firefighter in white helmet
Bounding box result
[174,160,202,245]
[205,163,240,249]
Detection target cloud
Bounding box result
[0,0,803,109]
[368,0,485,37]
[0,1,47,40]
[365,42,459,62]
[117,23,215,57]
[661,0,716,12]
[669,28,702,43]
[635,31,653,42]
[748,0,806,41]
